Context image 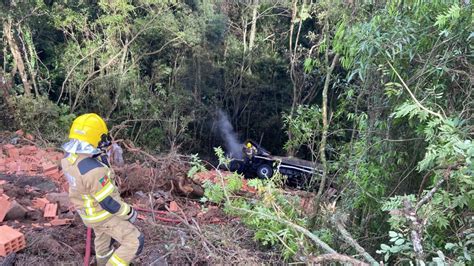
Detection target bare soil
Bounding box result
[0,174,280,265]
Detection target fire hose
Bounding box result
[84,227,92,266]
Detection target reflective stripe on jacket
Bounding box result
[61,153,131,226]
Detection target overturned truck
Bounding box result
[227,140,323,187]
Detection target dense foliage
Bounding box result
[0,0,472,264]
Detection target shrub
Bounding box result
[10,95,75,143]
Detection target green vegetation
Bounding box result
[0,0,472,264]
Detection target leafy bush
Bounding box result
[10,95,75,143]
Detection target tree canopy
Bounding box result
[0,0,472,264]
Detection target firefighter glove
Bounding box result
[127,208,138,224]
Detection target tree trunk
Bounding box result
[0,68,15,128]
[248,0,258,52]
[3,19,31,96]
[310,53,339,223]
[18,25,39,96]
[242,16,248,53]
[287,0,299,157]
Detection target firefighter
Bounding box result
[61,113,143,266]
[243,142,257,163]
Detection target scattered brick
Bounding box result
[31,223,41,228]
[2,144,14,151]
[0,225,26,257]
[50,218,73,226]
[43,203,58,218]
[50,172,63,181]
[19,162,30,174]
[42,163,57,173]
[25,133,34,141]
[14,129,24,137]
[5,148,19,160]
[44,168,59,178]
[5,162,16,174]
[32,198,50,210]
[20,146,37,156]
[169,201,180,212]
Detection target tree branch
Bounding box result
[309,253,369,265]
[332,216,379,265]
[386,60,445,120]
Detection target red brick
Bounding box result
[0,226,26,257]
[19,162,30,173]
[5,162,16,174]
[25,134,34,141]
[44,169,59,178]
[30,163,39,170]
[43,203,58,218]
[2,144,14,151]
[6,148,19,160]
[14,129,24,137]
[42,163,57,173]
[51,172,63,181]
[20,146,37,156]
[32,198,50,210]
[50,218,73,226]
[169,201,180,212]
[0,195,11,222]
[36,149,46,158]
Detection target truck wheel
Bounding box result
[257,164,273,179]
[229,160,243,173]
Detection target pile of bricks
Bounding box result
[32,197,73,227]
[0,225,26,257]
[0,143,67,191]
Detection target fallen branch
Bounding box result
[332,216,379,265]
[309,253,369,265]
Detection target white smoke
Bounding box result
[216,110,243,159]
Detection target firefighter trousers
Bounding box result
[92,216,144,266]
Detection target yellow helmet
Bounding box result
[246,142,252,148]
[69,113,108,148]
